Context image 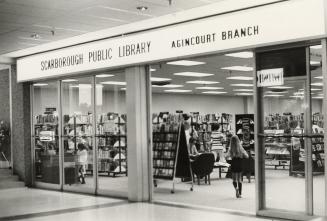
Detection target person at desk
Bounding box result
[226,135,249,198]
[76,143,88,184]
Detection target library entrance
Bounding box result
[149,43,326,219]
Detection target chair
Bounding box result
[191,153,215,185]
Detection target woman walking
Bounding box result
[226,135,249,198]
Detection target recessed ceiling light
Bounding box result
[196,86,224,90]
[152,84,183,88]
[164,89,192,93]
[174,72,214,77]
[30,33,40,39]
[311,82,323,86]
[136,6,148,11]
[33,83,48,86]
[226,76,253,80]
[310,61,321,65]
[264,94,284,97]
[101,81,126,85]
[166,60,205,66]
[62,79,78,82]
[96,74,114,78]
[225,51,253,58]
[151,77,172,82]
[150,68,156,72]
[221,66,253,72]
[235,93,253,96]
[202,91,227,94]
[233,89,253,92]
[310,45,322,50]
[186,80,219,84]
[314,76,323,79]
[230,83,253,87]
[268,86,293,89]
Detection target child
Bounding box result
[210,123,225,162]
[226,135,249,198]
[77,143,88,184]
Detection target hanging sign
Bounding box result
[17,0,326,82]
[257,68,284,87]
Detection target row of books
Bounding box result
[153,150,176,159]
[153,159,174,168]
[153,133,178,142]
[152,142,177,151]
[153,168,174,177]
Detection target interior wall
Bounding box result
[264,98,322,115]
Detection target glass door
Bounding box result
[256,46,314,215]
[32,81,60,188]
[95,71,128,196]
[61,77,95,193]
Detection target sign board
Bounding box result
[17,0,326,82]
[257,68,284,87]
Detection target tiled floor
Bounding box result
[0,188,285,221]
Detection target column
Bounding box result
[125,66,152,201]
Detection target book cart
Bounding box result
[152,114,194,194]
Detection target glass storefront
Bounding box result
[29,41,327,220]
[31,71,128,195]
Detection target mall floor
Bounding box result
[0,188,287,221]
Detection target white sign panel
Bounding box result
[17,0,326,82]
[257,68,284,87]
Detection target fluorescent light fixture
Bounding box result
[166,60,205,66]
[225,51,253,58]
[120,88,126,91]
[69,84,92,89]
[62,79,78,82]
[230,83,253,87]
[33,83,48,86]
[311,88,322,91]
[310,61,321,65]
[235,93,253,96]
[293,92,304,95]
[186,80,219,84]
[18,36,51,42]
[101,81,126,85]
[221,66,253,72]
[100,5,153,17]
[233,89,253,92]
[202,91,227,94]
[268,86,293,89]
[290,96,304,98]
[311,82,323,86]
[314,76,323,79]
[88,15,127,23]
[151,77,172,82]
[96,74,114,78]
[264,94,284,97]
[226,76,253,80]
[310,45,322,50]
[313,96,323,99]
[164,89,192,93]
[266,91,288,94]
[150,68,156,72]
[196,86,224,90]
[174,72,213,77]
[152,84,183,88]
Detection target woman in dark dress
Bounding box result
[226,135,249,198]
